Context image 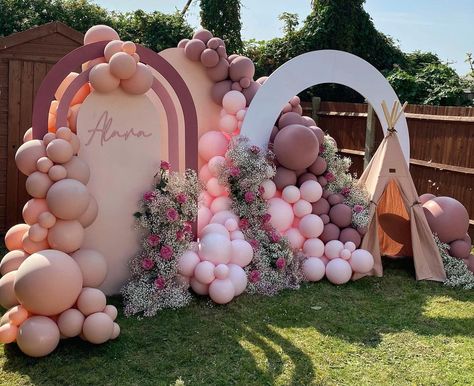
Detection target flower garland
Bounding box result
[218,136,303,295]
[122,161,201,317]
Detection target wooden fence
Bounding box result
[302,100,474,239]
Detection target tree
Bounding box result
[199,0,243,53]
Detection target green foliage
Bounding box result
[200,0,243,53]
[0,0,192,53]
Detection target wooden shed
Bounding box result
[0,22,84,234]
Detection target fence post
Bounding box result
[364,103,376,168]
[311,97,321,124]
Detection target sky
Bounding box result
[93,0,474,75]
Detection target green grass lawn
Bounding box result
[1,258,473,386]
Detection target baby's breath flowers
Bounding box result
[122,162,201,317]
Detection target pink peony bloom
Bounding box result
[143,191,156,202]
[262,213,272,223]
[160,160,170,170]
[141,257,154,270]
[249,270,261,283]
[147,234,160,247]
[269,230,281,243]
[275,257,286,270]
[354,204,364,213]
[249,239,260,250]
[176,193,187,204]
[250,145,261,154]
[239,218,249,230]
[229,166,241,177]
[244,191,255,203]
[154,276,166,289]
[166,208,179,222]
[160,245,173,260]
[325,172,335,183]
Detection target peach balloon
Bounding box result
[0,250,28,275]
[324,240,345,260]
[16,316,60,357]
[302,257,326,281]
[46,179,90,220]
[227,264,247,295]
[5,224,30,251]
[230,239,253,267]
[0,271,19,309]
[23,127,33,143]
[303,238,325,258]
[111,322,120,339]
[84,25,120,45]
[178,250,200,277]
[22,198,49,225]
[293,199,313,218]
[62,157,90,185]
[0,323,18,344]
[103,305,118,321]
[47,219,84,253]
[282,185,300,204]
[209,278,235,304]
[299,214,324,239]
[46,139,74,164]
[48,165,67,181]
[71,249,107,287]
[26,171,53,198]
[267,198,294,232]
[8,305,29,326]
[198,131,229,162]
[120,63,153,94]
[261,179,276,199]
[15,139,46,176]
[38,211,56,229]
[76,287,107,316]
[78,195,98,228]
[104,40,123,61]
[325,258,352,285]
[28,223,48,242]
[300,180,323,203]
[190,278,209,295]
[14,250,83,315]
[210,196,232,214]
[194,261,216,284]
[36,156,53,173]
[57,308,85,338]
[89,63,120,93]
[285,228,305,250]
[109,52,137,80]
[21,234,50,254]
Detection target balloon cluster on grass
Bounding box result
[0,126,119,356]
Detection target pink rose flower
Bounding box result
[154,276,166,289]
[249,270,261,283]
[275,257,286,270]
[239,218,249,230]
[244,191,255,203]
[229,166,241,177]
[160,245,173,260]
[143,191,156,202]
[166,208,179,222]
[176,193,187,204]
[160,160,170,170]
[147,234,160,247]
[141,257,154,270]
[354,204,364,213]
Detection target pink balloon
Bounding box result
[261,179,276,199]
[210,196,232,214]
[325,240,345,260]
[219,114,238,134]
[285,228,305,250]
[207,177,227,197]
[282,185,300,204]
[190,278,209,295]
[194,261,216,284]
[303,257,326,281]
[299,214,324,238]
[178,250,200,277]
[349,249,374,274]
[303,238,324,257]
[198,131,229,162]
[209,278,235,304]
[198,207,212,237]
[208,155,225,177]
[199,234,232,264]
[299,180,323,203]
[340,249,351,260]
[227,264,247,295]
[222,91,246,114]
[214,264,230,279]
[267,198,294,232]
[230,239,253,267]
[293,199,312,218]
[326,258,352,285]
[201,223,229,239]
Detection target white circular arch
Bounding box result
[241,50,410,162]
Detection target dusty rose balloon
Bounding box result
[273,167,297,190]
[303,238,324,257]
[38,211,56,229]
[320,223,341,243]
[324,240,344,260]
[229,56,255,82]
[423,197,469,243]
[268,197,294,232]
[82,312,113,344]
[194,261,216,284]
[278,112,304,129]
[293,199,313,218]
[285,228,305,250]
[198,130,229,161]
[121,63,153,94]
[299,214,324,239]
[36,156,53,173]
[103,305,118,321]
[329,204,352,228]
[0,271,18,309]
[273,124,319,170]
[57,308,85,338]
[449,240,471,259]
[223,91,246,114]
[48,165,67,181]
[211,80,232,105]
[193,29,213,44]
[214,264,230,280]
[28,223,48,242]
[230,239,253,267]
[327,194,345,206]
[419,193,436,205]
[190,278,209,295]
[104,40,123,62]
[207,58,229,82]
[84,25,119,45]
[303,257,326,281]
[261,179,276,199]
[242,81,260,106]
[184,39,206,61]
[300,180,323,203]
[5,224,29,251]
[326,258,352,285]
[14,249,83,315]
[46,179,90,220]
[23,127,33,143]
[311,197,330,216]
[200,48,220,68]
[22,233,50,254]
[16,316,60,357]
[22,198,48,225]
[26,172,53,198]
[15,139,46,176]
[227,264,247,295]
[46,139,73,164]
[89,63,120,93]
[349,249,374,274]
[309,157,327,176]
[47,220,84,253]
[339,228,361,248]
[178,250,200,277]
[77,287,107,316]
[199,234,232,264]
[71,249,107,287]
[0,250,28,275]
[109,52,137,80]
[78,195,98,228]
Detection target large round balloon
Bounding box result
[46,179,90,220]
[16,316,60,357]
[273,125,319,170]
[14,249,83,315]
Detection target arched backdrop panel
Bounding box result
[241,50,410,163]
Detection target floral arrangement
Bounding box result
[122,161,201,316]
[320,135,370,231]
[218,136,303,295]
[434,235,474,289]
